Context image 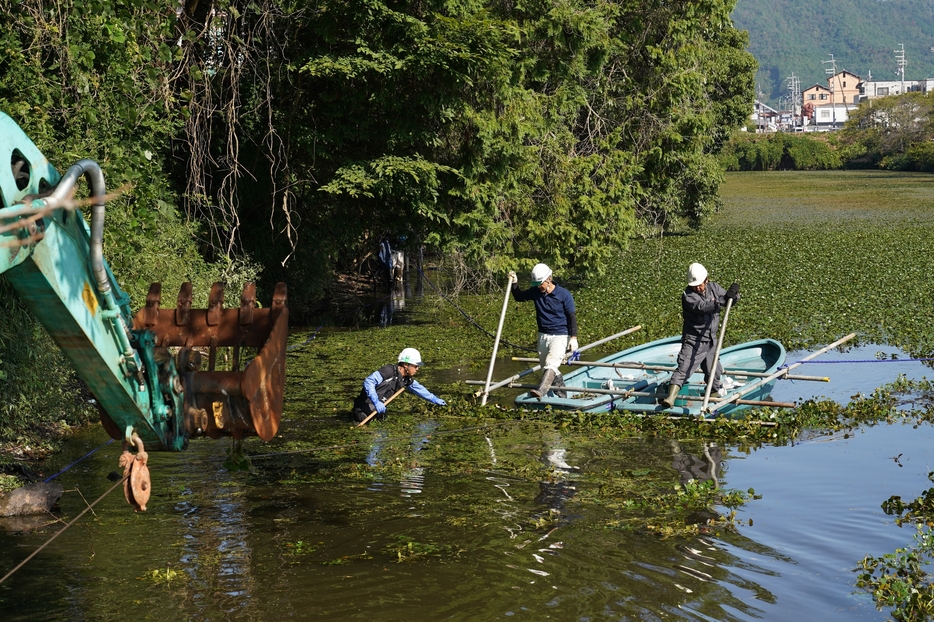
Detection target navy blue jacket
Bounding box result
[511,283,578,336]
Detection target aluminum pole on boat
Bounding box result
[480,276,515,406]
[506,383,795,407]
[505,358,828,382]
[708,332,857,413]
[472,325,642,398]
[702,297,732,412]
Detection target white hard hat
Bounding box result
[530,263,553,286]
[398,348,422,366]
[687,263,708,286]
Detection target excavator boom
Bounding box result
[0,111,287,475]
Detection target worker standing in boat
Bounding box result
[661,263,740,408]
[352,348,446,422]
[508,264,578,399]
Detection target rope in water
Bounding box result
[287,325,323,352]
[42,438,115,483]
[415,266,536,353]
[0,475,127,586]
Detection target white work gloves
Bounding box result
[567,337,579,353]
[508,270,518,284]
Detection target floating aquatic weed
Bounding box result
[282,540,320,557]
[224,438,252,472]
[320,552,374,565]
[381,537,463,563]
[141,564,181,583]
[856,525,934,622]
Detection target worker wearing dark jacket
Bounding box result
[508,263,578,399]
[352,348,446,422]
[661,263,740,408]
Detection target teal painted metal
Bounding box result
[0,112,186,450]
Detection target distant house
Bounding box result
[813,103,849,128]
[752,100,779,131]
[803,84,832,104]
[828,70,862,105]
[858,77,934,101]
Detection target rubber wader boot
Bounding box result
[531,369,556,399]
[552,374,567,399]
[661,384,681,408]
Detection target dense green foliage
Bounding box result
[0,0,756,446]
[732,0,934,103]
[0,0,246,450]
[720,92,934,172]
[837,91,934,171]
[719,132,841,170]
[247,0,757,302]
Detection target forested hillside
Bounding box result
[732,0,934,102]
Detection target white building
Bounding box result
[813,103,849,128]
[858,78,934,101]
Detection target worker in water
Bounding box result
[352,348,447,422]
[661,263,740,408]
[509,263,578,399]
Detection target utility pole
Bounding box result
[895,44,907,94]
[755,82,763,132]
[786,73,801,130]
[823,54,838,129]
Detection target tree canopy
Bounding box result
[1,0,756,309]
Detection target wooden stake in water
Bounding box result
[702,297,733,412]
[481,276,515,406]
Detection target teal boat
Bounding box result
[513,336,787,418]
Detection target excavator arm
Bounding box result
[0,112,287,507]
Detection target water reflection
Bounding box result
[671,440,723,487]
[364,420,437,497]
[5,341,933,620]
[378,285,407,328]
[170,456,260,616]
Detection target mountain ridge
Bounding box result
[731,0,934,103]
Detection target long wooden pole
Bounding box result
[355,387,406,428]
[472,325,642,398]
[499,360,827,382]
[702,297,732,411]
[481,277,515,406]
[708,332,857,412]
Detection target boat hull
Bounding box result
[514,336,786,418]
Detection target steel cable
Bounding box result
[0,476,127,585]
[414,266,536,353]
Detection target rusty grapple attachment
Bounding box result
[129,281,288,443]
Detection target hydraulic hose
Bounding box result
[49,160,139,372]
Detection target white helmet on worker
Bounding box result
[398,348,422,366]
[530,263,553,286]
[687,262,708,286]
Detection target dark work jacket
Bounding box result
[353,363,413,413]
[681,281,727,345]
[511,283,578,336]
